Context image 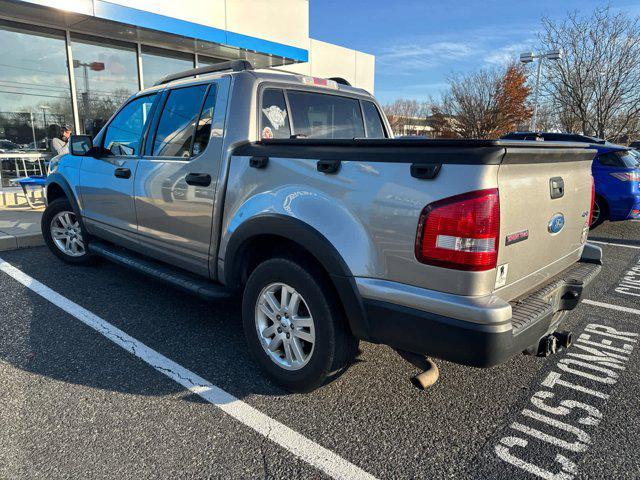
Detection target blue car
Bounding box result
[590,145,640,227]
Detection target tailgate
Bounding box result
[495,146,595,299]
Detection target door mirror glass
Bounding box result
[69,135,93,156]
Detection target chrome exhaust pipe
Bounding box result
[537,334,558,357]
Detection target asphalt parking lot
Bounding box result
[1,221,639,479]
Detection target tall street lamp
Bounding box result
[72,59,105,130]
[520,50,563,132]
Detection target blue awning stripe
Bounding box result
[93,1,309,61]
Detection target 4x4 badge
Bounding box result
[505,229,529,246]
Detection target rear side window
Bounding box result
[153,85,207,157]
[103,94,156,156]
[192,85,217,156]
[261,89,291,139]
[598,151,640,168]
[362,101,386,138]
[287,91,365,139]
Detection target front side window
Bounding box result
[261,89,291,139]
[102,94,156,156]
[153,85,208,157]
[362,101,387,138]
[287,91,365,139]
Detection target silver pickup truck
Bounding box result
[43,60,602,392]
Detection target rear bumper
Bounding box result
[605,193,640,221]
[357,244,602,367]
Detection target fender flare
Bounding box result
[45,173,87,235]
[223,213,371,340]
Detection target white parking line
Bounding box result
[582,299,640,316]
[589,240,640,250]
[0,258,377,480]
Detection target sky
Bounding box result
[310,0,640,105]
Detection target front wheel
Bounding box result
[42,198,95,265]
[242,257,358,392]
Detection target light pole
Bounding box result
[41,105,50,145]
[72,59,105,131]
[520,50,562,132]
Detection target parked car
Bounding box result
[590,145,640,227]
[0,139,19,152]
[628,140,640,149]
[42,61,601,392]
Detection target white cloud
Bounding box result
[377,41,479,73]
[483,41,535,66]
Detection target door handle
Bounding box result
[114,167,131,179]
[185,173,211,186]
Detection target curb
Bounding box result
[0,233,45,252]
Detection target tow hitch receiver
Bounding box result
[528,330,573,357]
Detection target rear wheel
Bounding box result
[42,198,95,265]
[590,196,607,229]
[242,257,358,392]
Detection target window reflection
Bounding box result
[197,55,226,67]
[153,85,207,157]
[0,20,71,153]
[70,34,139,137]
[142,46,194,88]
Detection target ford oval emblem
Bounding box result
[548,213,565,234]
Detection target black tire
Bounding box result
[42,197,96,265]
[590,195,607,230]
[242,257,358,393]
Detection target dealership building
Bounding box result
[0,0,375,146]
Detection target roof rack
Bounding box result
[154,59,253,86]
[328,77,351,86]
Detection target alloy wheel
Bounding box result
[255,282,316,371]
[50,211,86,257]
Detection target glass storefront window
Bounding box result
[197,55,226,67]
[70,34,139,137]
[0,20,72,154]
[142,46,194,88]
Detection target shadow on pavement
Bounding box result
[0,248,360,402]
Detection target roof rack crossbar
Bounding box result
[154,60,253,86]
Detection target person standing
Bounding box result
[50,125,72,156]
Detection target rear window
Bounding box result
[597,151,640,168]
[261,89,291,139]
[286,91,365,139]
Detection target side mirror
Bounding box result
[69,134,94,156]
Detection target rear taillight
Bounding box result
[589,176,595,226]
[415,189,500,271]
[609,171,640,181]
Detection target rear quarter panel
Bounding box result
[219,155,500,296]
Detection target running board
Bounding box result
[88,241,231,301]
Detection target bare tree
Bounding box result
[431,63,532,138]
[539,6,640,140]
[382,99,429,135]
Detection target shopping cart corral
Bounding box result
[1,153,49,208]
[0,152,49,188]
